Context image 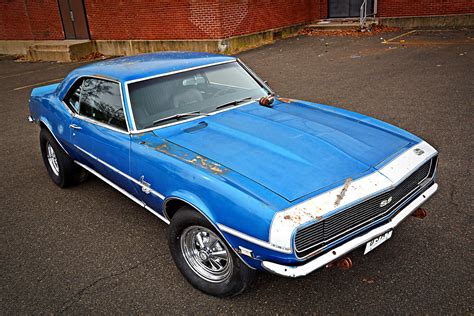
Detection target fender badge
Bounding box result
[414,148,425,156]
[380,196,393,207]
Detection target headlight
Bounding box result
[269,196,328,252]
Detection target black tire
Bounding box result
[168,206,256,297]
[40,128,88,188]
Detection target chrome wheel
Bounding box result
[46,142,60,176]
[180,226,232,283]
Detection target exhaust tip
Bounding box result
[412,208,427,219]
[337,257,353,270]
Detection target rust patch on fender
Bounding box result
[334,177,352,207]
[277,97,293,103]
[283,213,304,224]
[153,143,228,175]
[282,207,325,225]
[134,132,145,140]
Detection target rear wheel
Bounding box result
[168,206,255,297]
[40,128,88,188]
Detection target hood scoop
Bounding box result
[183,121,208,133]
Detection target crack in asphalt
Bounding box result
[57,255,162,313]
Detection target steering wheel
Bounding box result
[108,107,123,125]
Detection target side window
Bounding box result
[79,78,127,131]
[64,79,83,113]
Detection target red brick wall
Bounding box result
[3,0,473,41]
[0,0,64,40]
[219,0,322,38]
[84,0,323,40]
[378,0,474,17]
[83,0,217,40]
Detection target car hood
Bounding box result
[157,100,417,202]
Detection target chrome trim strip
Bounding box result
[72,113,130,135]
[74,145,165,200]
[74,161,170,224]
[217,223,292,254]
[262,183,438,277]
[125,60,235,85]
[237,59,274,94]
[144,205,170,224]
[163,197,256,270]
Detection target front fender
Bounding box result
[163,192,266,269]
[163,189,298,269]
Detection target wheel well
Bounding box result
[164,199,192,220]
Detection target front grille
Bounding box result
[294,156,437,258]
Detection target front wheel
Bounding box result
[168,207,256,297]
[40,128,88,188]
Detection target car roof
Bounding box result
[70,52,236,83]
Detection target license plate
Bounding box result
[364,231,393,255]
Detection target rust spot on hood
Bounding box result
[334,177,352,207]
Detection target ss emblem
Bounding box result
[380,196,393,207]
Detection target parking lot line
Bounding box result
[0,60,91,81]
[382,30,417,44]
[13,78,63,91]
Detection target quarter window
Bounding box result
[64,81,82,113]
[79,78,127,130]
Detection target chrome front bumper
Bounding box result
[261,183,438,277]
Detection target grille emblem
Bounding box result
[380,196,393,207]
[414,148,425,155]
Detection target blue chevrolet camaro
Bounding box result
[28,52,438,297]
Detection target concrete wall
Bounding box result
[379,14,474,28]
[93,23,303,56]
[378,0,474,17]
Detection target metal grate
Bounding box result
[295,157,436,257]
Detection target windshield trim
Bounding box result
[124,59,272,133]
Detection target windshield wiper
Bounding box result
[215,97,253,110]
[152,111,208,126]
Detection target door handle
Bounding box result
[139,175,151,194]
[69,124,82,130]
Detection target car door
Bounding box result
[68,77,136,194]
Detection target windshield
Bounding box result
[128,61,270,130]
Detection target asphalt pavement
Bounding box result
[1,29,473,314]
